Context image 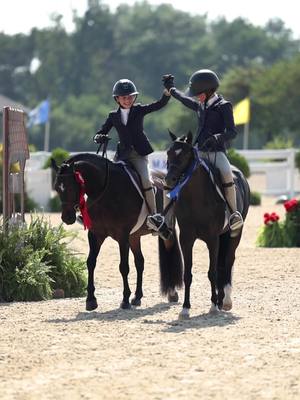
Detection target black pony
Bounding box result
[161,131,250,319]
[51,153,183,311]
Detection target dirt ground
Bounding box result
[1,194,300,400]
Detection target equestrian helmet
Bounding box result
[112,79,139,97]
[186,69,220,96]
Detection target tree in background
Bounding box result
[0,1,300,151]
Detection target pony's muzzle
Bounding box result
[164,175,178,189]
[61,209,76,225]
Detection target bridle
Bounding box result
[57,157,110,211]
[166,143,195,187]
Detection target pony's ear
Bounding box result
[168,129,177,142]
[186,131,193,144]
[50,158,59,172]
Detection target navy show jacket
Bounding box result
[97,94,170,159]
[170,88,238,152]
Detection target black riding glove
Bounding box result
[93,133,109,144]
[205,134,223,150]
[162,74,175,91]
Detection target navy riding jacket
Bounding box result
[96,94,170,159]
[170,88,238,152]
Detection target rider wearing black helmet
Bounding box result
[147,69,243,236]
[93,78,171,238]
[112,79,139,98]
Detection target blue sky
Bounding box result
[1,0,299,39]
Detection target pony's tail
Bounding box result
[158,231,183,295]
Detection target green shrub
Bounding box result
[256,199,300,247]
[0,215,87,302]
[250,191,261,206]
[44,148,70,188]
[227,148,250,178]
[44,147,70,169]
[264,135,293,150]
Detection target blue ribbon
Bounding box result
[167,147,203,200]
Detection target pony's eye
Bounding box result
[175,149,182,156]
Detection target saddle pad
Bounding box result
[115,161,148,234]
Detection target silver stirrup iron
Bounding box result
[147,213,165,232]
[229,211,243,231]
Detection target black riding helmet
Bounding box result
[112,79,139,98]
[186,69,220,97]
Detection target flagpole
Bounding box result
[243,121,250,150]
[44,120,50,152]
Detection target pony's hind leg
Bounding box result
[129,235,144,306]
[86,231,104,311]
[118,238,131,309]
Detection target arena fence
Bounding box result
[24,148,299,210]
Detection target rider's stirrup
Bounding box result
[229,211,244,231]
[147,214,173,240]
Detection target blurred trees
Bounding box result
[0,0,299,151]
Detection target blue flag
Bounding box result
[28,99,50,127]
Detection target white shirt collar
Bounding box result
[206,93,219,108]
[120,107,130,125]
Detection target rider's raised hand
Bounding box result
[162,74,175,91]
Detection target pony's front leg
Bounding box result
[129,235,144,306]
[179,234,195,320]
[207,236,220,313]
[118,238,131,309]
[86,231,104,311]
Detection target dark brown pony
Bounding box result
[160,131,250,319]
[51,153,183,311]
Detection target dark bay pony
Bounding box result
[161,131,250,319]
[51,152,183,311]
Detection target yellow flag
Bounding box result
[233,97,250,125]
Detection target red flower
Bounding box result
[263,211,280,225]
[284,198,299,213]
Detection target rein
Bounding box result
[167,147,206,201]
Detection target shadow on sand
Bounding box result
[46,301,177,324]
[163,311,241,333]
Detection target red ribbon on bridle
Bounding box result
[74,171,92,230]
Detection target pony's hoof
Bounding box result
[168,291,179,303]
[131,297,141,306]
[222,301,232,311]
[209,303,220,314]
[86,299,98,311]
[120,301,131,310]
[178,308,190,320]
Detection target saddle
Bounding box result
[113,160,164,234]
